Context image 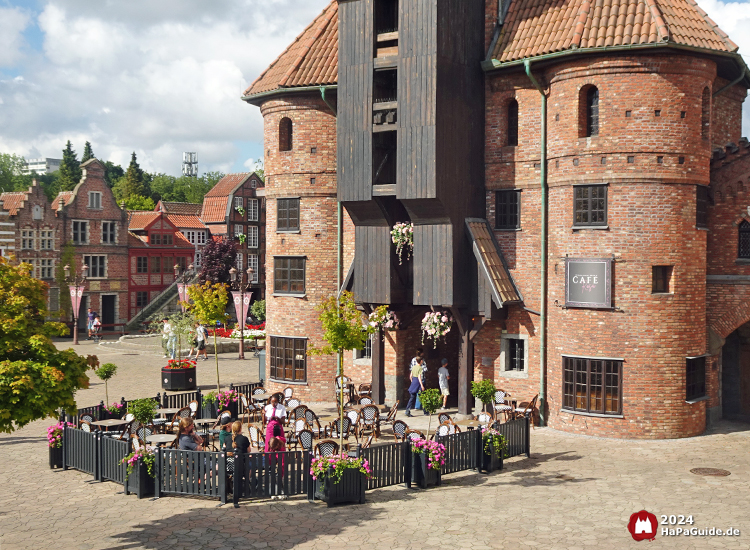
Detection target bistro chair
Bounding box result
[513,395,538,427]
[304,409,324,438]
[358,383,372,398]
[123,413,134,422]
[298,429,314,452]
[136,424,154,443]
[286,398,301,409]
[287,419,310,450]
[380,401,399,425]
[80,420,92,433]
[475,411,493,428]
[404,429,426,441]
[80,414,94,425]
[392,420,409,442]
[212,410,232,430]
[436,421,460,437]
[167,407,191,432]
[131,435,143,453]
[334,375,352,401]
[493,390,513,422]
[360,404,381,439]
[361,433,375,449]
[346,410,361,437]
[252,387,266,396]
[283,387,294,401]
[248,425,265,450]
[288,405,308,426]
[327,417,354,442]
[238,393,252,424]
[438,412,452,425]
[188,400,199,418]
[358,396,374,405]
[313,439,340,457]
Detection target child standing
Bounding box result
[438,358,450,409]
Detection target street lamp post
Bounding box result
[64,263,88,345]
[174,263,194,313]
[229,266,254,360]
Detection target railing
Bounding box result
[436,429,480,475]
[155,449,228,504]
[232,451,310,506]
[100,435,129,486]
[63,427,99,477]
[361,441,408,490]
[495,417,530,458]
[161,390,202,412]
[230,382,264,398]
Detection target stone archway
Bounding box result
[707,284,750,340]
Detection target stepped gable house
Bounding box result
[245,0,749,438]
[154,201,208,268]
[126,211,195,320]
[0,180,62,315]
[200,172,266,301]
[53,159,129,330]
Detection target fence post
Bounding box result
[196,388,203,420]
[95,431,101,481]
[62,426,68,471]
[403,442,412,489]
[525,416,531,458]
[305,451,314,503]
[154,448,161,498]
[475,428,483,473]
[219,452,227,505]
[233,453,243,508]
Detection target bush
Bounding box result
[471,379,497,411]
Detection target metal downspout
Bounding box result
[713,67,747,97]
[524,59,548,427]
[321,86,343,377]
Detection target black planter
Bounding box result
[411,452,441,489]
[201,401,218,420]
[100,409,123,421]
[481,443,503,473]
[126,459,155,499]
[314,467,366,506]
[161,367,197,391]
[226,400,239,420]
[49,445,63,469]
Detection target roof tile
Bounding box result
[165,214,206,230]
[0,192,28,216]
[51,191,74,211]
[127,211,161,231]
[155,201,203,216]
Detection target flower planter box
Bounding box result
[49,445,63,469]
[481,445,503,473]
[126,459,155,499]
[411,452,441,489]
[161,367,197,391]
[100,409,123,421]
[201,401,218,420]
[314,468,366,506]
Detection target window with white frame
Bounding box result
[21,230,35,250]
[102,222,116,244]
[185,230,195,244]
[39,259,53,279]
[39,230,53,250]
[195,251,202,267]
[248,199,259,221]
[72,221,88,244]
[88,192,102,209]
[84,255,106,278]
[248,254,259,283]
[499,333,529,378]
[197,231,206,244]
[234,196,243,210]
[234,225,244,239]
[247,226,259,248]
[236,252,243,270]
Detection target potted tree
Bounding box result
[410,438,445,489]
[202,390,219,419]
[480,427,507,473]
[121,449,156,498]
[419,388,442,440]
[471,379,497,416]
[128,398,158,434]
[312,454,371,506]
[187,281,229,392]
[95,362,117,413]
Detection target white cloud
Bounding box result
[0,6,30,66]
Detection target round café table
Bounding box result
[90,419,128,432]
[454,419,482,430]
[156,407,181,417]
[146,434,177,447]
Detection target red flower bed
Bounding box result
[163,358,197,370]
[208,323,265,338]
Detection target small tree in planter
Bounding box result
[471,379,497,416]
[95,362,117,405]
[128,398,158,433]
[480,427,508,473]
[187,281,229,392]
[166,311,197,363]
[419,388,442,440]
[311,454,372,506]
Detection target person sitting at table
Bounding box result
[264,394,286,452]
[218,416,233,450]
[177,417,204,451]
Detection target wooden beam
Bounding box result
[371,329,386,405]
[469,316,485,341]
[451,307,473,416]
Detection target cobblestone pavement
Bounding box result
[1,339,749,549]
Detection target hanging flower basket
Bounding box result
[368,306,398,336]
[421,311,453,348]
[391,222,414,265]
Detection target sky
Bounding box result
[0,0,749,177]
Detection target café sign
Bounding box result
[565,257,612,309]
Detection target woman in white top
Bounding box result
[263,394,286,452]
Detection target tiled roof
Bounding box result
[51,191,74,211]
[165,214,206,230]
[466,219,522,307]
[0,192,28,216]
[490,0,738,64]
[155,201,203,216]
[127,211,161,231]
[206,224,228,235]
[201,197,230,224]
[244,1,338,97]
[128,232,148,247]
[204,173,251,198]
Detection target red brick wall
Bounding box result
[711,80,746,151]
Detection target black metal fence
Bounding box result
[361,441,408,490]
[232,451,310,506]
[495,417,531,458]
[100,435,129,486]
[436,429,480,475]
[230,382,264,398]
[161,390,201,412]
[63,427,99,477]
[155,449,228,504]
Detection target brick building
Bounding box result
[53,159,130,330]
[0,181,61,314]
[200,172,266,302]
[244,0,750,439]
[126,211,195,320]
[154,201,208,268]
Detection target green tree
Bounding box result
[252,160,265,182]
[471,379,497,415]
[149,173,176,202]
[419,388,442,440]
[0,257,94,433]
[54,243,76,321]
[309,291,375,448]
[81,141,94,163]
[122,152,145,198]
[95,363,117,404]
[124,194,155,211]
[250,299,265,322]
[0,153,27,193]
[58,141,82,191]
[103,161,124,188]
[186,282,228,391]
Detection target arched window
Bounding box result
[585,86,599,137]
[507,99,518,146]
[739,221,750,259]
[701,87,710,141]
[279,117,293,152]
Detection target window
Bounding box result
[234,225,244,239]
[175,256,186,272]
[506,338,525,371]
[40,230,53,250]
[248,254,259,283]
[21,230,35,250]
[163,234,173,245]
[136,257,148,273]
[150,256,161,273]
[701,87,710,141]
[236,252,243,271]
[234,196,243,210]
[563,357,622,415]
[72,221,88,244]
[248,199,259,221]
[195,252,202,267]
[269,336,307,382]
[84,255,106,278]
[185,230,196,244]
[39,259,53,279]
[151,233,161,245]
[49,287,60,312]
[574,185,607,226]
[356,336,373,359]
[279,117,293,151]
[696,186,709,229]
[102,222,116,244]
[652,266,673,293]
[33,205,42,220]
[136,291,149,308]
[197,231,206,245]
[495,190,520,229]
[277,198,300,231]
[88,192,102,209]
[274,257,305,294]
[581,86,599,137]
[738,221,750,259]
[247,226,259,248]
[686,357,706,401]
[507,99,519,146]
